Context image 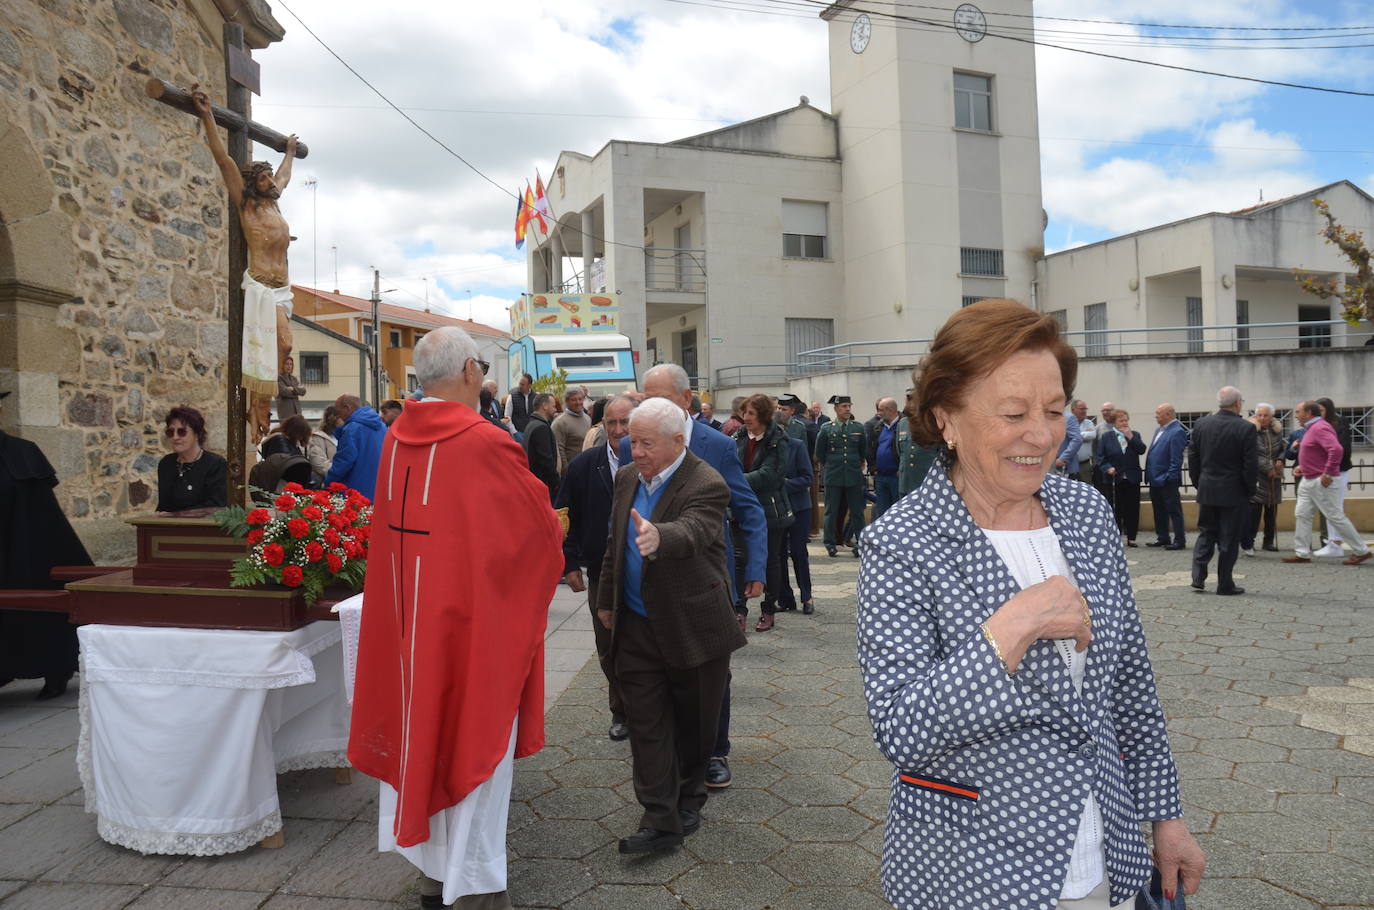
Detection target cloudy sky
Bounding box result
[252,0,1374,331]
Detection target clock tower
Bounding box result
[822,0,1044,340]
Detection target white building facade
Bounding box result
[527,0,1044,390]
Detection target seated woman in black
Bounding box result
[260,414,311,458]
[156,405,228,516]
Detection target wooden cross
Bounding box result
[144,24,310,506]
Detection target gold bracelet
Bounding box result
[980,622,1011,675]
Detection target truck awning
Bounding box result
[528,333,631,352]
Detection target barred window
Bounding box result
[960,247,1003,276]
[300,353,328,384]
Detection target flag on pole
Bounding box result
[534,171,552,224]
[527,181,548,236]
[513,189,528,250]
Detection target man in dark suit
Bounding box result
[697,401,723,431]
[1187,386,1258,595]
[556,395,636,741]
[597,397,746,854]
[623,364,766,790]
[522,392,559,503]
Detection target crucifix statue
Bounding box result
[144,23,310,504]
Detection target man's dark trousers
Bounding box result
[872,474,900,519]
[1150,482,1185,546]
[1192,504,1246,591]
[586,573,623,720]
[615,610,729,833]
[824,484,865,546]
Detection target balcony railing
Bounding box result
[645,248,707,292]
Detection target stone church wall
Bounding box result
[0,0,280,562]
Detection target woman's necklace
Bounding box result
[1026,534,1078,672]
[176,449,203,479]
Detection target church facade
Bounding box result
[0,0,284,560]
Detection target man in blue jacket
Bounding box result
[625,364,766,790]
[1145,402,1188,550]
[325,394,388,500]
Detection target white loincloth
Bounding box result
[241,270,293,397]
[378,719,517,906]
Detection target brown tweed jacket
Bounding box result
[595,449,746,669]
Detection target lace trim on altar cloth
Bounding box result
[276,750,350,773]
[79,664,319,690]
[76,665,97,814]
[96,811,284,857]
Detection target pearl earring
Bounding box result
[946,439,957,451]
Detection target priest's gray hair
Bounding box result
[1255,402,1275,414]
[1218,386,1242,408]
[414,326,480,389]
[644,363,691,395]
[629,397,685,439]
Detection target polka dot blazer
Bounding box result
[856,461,1184,910]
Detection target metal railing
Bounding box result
[645,248,707,292]
[1150,460,1373,496]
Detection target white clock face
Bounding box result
[954,3,987,43]
[850,13,871,54]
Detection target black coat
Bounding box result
[0,431,90,680]
[1187,410,1258,507]
[733,424,794,528]
[522,414,560,502]
[1099,429,1146,484]
[554,444,616,582]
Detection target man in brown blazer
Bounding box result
[595,397,746,855]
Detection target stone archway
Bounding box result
[0,109,80,441]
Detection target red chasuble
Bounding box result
[347,399,562,847]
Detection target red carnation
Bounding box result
[302,505,324,521]
[274,493,298,510]
[326,553,343,574]
[324,528,341,548]
[246,508,271,526]
[284,482,306,494]
[341,509,359,525]
[311,491,333,507]
[281,565,304,587]
[304,541,325,563]
[343,540,361,559]
[247,529,264,546]
[327,513,349,530]
[287,518,310,539]
[262,543,285,566]
[328,482,348,492]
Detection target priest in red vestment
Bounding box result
[348,326,562,909]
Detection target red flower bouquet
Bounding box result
[213,482,372,605]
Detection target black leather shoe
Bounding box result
[1190,580,1205,591]
[1216,586,1246,596]
[608,719,629,741]
[1262,544,1280,552]
[1146,540,1169,548]
[825,544,837,557]
[802,600,814,615]
[705,756,731,789]
[679,808,701,835]
[419,895,446,909]
[36,677,69,700]
[1165,544,1185,551]
[618,827,684,854]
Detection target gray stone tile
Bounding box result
[0,711,77,750]
[670,862,788,910]
[260,897,400,910]
[699,787,785,823]
[277,768,378,822]
[1276,793,1374,828]
[0,805,101,880]
[769,806,871,842]
[0,707,62,739]
[582,842,694,885]
[1262,853,1374,905]
[37,837,182,886]
[684,820,785,863]
[0,747,55,779]
[768,773,864,808]
[768,886,895,910]
[1212,813,1333,853]
[1232,762,1336,794]
[768,842,876,886]
[1196,738,1291,764]
[769,748,854,776]
[508,818,613,860]
[561,884,682,910]
[123,886,266,909]
[161,818,345,891]
[0,803,40,831]
[0,882,142,909]
[531,787,623,821]
[1179,778,1275,813]
[0,881,25,901]
[548,759,631,790]
[278,820,415,900]
[0,746,79,805]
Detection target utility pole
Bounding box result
[371,269,382,406]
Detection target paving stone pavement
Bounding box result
[3,536,1374,909]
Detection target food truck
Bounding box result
[507,292,637,396]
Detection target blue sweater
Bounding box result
[325,406,388,499]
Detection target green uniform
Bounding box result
[896,423,939,496]
[783,418,807,444]
[815,417,867,548]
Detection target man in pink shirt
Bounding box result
[1283,401,1371,565]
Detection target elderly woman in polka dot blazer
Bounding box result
[857,301,1204,910]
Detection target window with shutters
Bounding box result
[1084,303,1107,357]
[1048,309,1068,332]
[300,352,328,384]
[962,296,989,308]
[954,72,993,131]
[959,247,1003,276]
[1186,297,1203,354]
[782,200,828,259]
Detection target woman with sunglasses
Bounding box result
[156,405,228,515]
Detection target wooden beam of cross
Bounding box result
[143,24,310,507]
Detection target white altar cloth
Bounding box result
[76,621,349,856]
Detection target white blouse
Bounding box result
[982,525,1105,901]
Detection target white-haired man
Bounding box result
[625,363,767,789]
[596,397,745,853]
[348,326,563,909]
[1187,386,1257,595]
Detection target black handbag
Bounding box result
[1135,869,1186,910]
